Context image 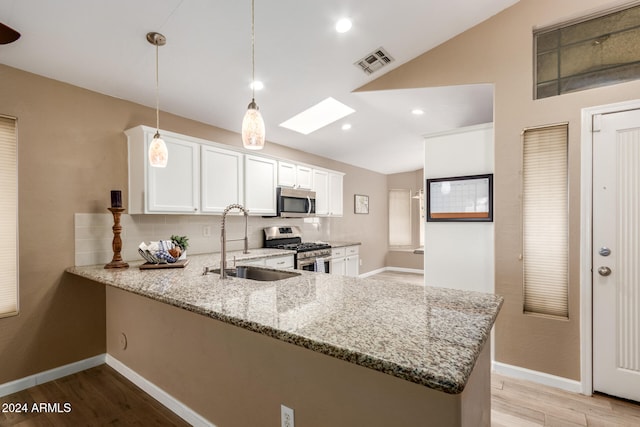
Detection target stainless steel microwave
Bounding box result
[276,187,316,218]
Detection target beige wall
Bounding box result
[0,64,388,384]
[360,0,640,380]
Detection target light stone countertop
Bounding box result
[66,252,502,395]
[326,241,361,248]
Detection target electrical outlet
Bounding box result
[202,225,211,237]
[281,405,294,427]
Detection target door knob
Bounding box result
[598,266,612,276]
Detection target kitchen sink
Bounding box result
[206,266,301,281]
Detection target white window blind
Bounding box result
[522,124,568,318]
[0,116,18,318]
[389,189,412,247]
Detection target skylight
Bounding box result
[279,97,355,135]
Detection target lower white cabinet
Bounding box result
[345,245,359,277]
[330,245,359,277]
[265,255,295,269]
[239,254,294,269]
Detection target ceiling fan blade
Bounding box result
[0,22,21,45]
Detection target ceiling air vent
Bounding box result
[354,47,394,75]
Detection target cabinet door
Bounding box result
[312,169,329,216]
[345,255,359,277]
[331,257,346,276]
[245,155,277,215]
[265,255,295,269]
[201,146,244,213]
[328,172,344,216]
[277,161,297,188]
[147,135,200,213]
[296,165,313,190]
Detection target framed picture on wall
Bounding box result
[426,174,493,222]
[354,194,369,214]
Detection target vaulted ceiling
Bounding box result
[0,0,519,173]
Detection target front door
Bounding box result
[593,108,640,402]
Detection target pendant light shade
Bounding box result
[147,32,168,167]
[242,0,265,150]
[242,99,265,150]
[149,131,168,167]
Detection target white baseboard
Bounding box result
[359,266,425,279]
[106,355,214,427]
[0,354,106,398]
[492,361,583,394]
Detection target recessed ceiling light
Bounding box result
[279,97,355,135]
[411,108,425,115]
[335,18,352,33]
[250,80,264,91]
[341,123,352,131]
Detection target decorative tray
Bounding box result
[139,259,189,270]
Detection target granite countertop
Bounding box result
[66,252,502,395]
[327,241,361,248]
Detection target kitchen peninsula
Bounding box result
[67,252,502,427]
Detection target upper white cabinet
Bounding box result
[127,126,200,214]
[245,155,277,215]
[312,169,329,216]
[201,145,244,213]
[278,161,312,190]
[312,169,344,217]
[328,172,344,217]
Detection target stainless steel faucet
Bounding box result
[220,203,249,278]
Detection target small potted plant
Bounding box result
[170,235,189,260]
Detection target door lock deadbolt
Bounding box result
[599,247,611,257]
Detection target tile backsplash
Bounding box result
[74,213,328,266]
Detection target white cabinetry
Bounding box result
[331,245,359,277]
[330,247,346,276]
[245,155,277,215]
[127,126,200,214]
[278,161,312,189]
[312,169,329,216]
[345,245,360,277]
[201,145,244,213]
[265,255,295,269]
[239,254,295,269]
[328,172,344,217]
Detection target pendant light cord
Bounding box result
[155,41,160,132]
[251,0,255,101]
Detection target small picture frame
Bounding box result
[426,174,493,222]
[354,194,369,214]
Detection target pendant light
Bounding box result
[147,32,168,167]
[241,0,266,150]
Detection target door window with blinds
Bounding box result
[522,124,568,318]
[0,116,18,318]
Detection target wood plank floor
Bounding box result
[0,364,189,426]
[2,365,639,426]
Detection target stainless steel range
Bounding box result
[263,226,331,272]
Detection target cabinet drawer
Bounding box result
[265,255,294,269]
[331,247,346,257]
[346,246,359,256]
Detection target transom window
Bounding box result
[535,3,640,99]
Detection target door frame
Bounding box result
[580,99,640,396]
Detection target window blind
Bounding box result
[0,116,18,318]
[389,189,412,247]
[522,124,568,318]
